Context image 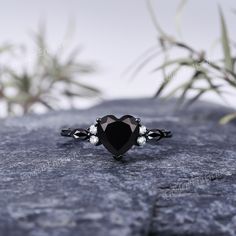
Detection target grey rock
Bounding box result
[0,98,235,236]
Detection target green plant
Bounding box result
[127,0,236,124]
[0,26,100,117]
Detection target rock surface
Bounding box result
[0,98,236,236]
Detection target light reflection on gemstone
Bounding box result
[89,135,99,145]
[137,136,146,146]
[139,125,147,135]
[89,124,97,135]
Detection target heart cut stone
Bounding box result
[97,115,139,156]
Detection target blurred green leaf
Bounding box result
[185,89,206,107]
[175,0,188,37]
[0,44,14,54]
[154,65,181,97]
[131,50,163,78]
[38,99,54,110]
[164,81,190,100]
[123,45,159,76]
[219,6,233,71]
[8,70,32,93]
[219,113,236,124]
[203,74,229,105]
[129,1,236,125]
[153,58,195,72]
[178,70,202,105]
[70,80,101,95]
[146,0,173,41]
[0,24,100,116]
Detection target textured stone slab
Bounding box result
[0,99,235,236]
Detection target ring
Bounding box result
[61,115,172,160]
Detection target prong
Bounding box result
[113,155,123,161]
[135,118,141,123]
[96,117,101,123]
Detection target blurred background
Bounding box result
[0,0,235,118]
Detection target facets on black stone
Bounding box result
[97,115,139,156]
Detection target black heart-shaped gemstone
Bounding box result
[97,115,139,156]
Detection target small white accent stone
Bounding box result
[137,136,146,146]
[139,126,147,135]
[89,124,97,135]
[89,135,99,145]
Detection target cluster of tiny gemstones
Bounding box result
[137,125,147,146]
[89,123,99,145]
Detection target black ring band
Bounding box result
[61,128,172,140]
[61,128,90,140]
[61,115,172,160]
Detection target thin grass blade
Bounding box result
[219,6,233,71]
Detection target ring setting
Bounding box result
[61,115,172,160]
